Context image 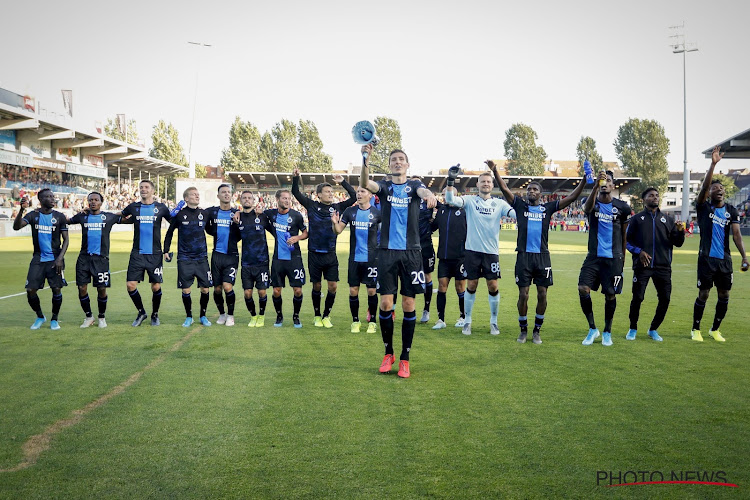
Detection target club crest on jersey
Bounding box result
[101,214,106,220]
[198,213,204,220]
[368,213,374,219]
[456,210,461,216]
[661,217,666,223]
[153,207,159,214]
[641,215,645,220]
[612,207,619,214]
[51,218,57,224]
[404,186,412,193]
[255,218,260,224]
[540,206,546,212]
[725,212,731,219]
[329,207,334,213]
[490,201,497,207]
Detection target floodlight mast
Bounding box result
[187,41,213,179]
[669,23,698,222]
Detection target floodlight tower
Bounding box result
[669,23,698,222]
[187,41,212,179]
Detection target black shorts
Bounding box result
[127,252,164,283]
[211,252,239,285]
[177,259,213,289]
[464,249,500,281]
[76,254,111,288]
[421,245,436,274]
[348,259,378,288]
[242,263,270,290]
[578,254,625,295]
[376,249,425,297]
[437,258,467,280]
[697,255,733,291]
[308,251,339,283]
[271,257,306,288]
[26,257,67,290]
[632,267,672,301]
[515,252,553,288]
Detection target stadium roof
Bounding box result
[225,171,641,194]
[0,98,187,177]
[702,127,750,159]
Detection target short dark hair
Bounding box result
[605,170,615,182]
[139,179,155,188]
[527,181,542,191]
[88,191,104,202]
[37,188,52,199]
[710,179,723,186]
[275,189,290,199]
[316,182,332,195]
[240,190,253,197]
[218,183,231,193]
[389,149,409,163]
[641,187,658,199]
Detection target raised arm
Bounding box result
[444,187,465,208]
[558,176,587,211]
[486,160,513,204]
[291,168,312,209]
[697,146,723,206]
[334,174,357,199]
[359,144,381,193]
[13,198,30,230]
[583,172,605,214]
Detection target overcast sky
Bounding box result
[2,0,749,175]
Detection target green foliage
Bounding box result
[149,120,187,166]
[271,119,300,173]
[575,136,603,177]
[220,116,262,172]
[259,132,274,170]
[614,118,670,212]
[370,116,403,174]
[503,123,547,176]
[104,116,139,145]
[297,120,332,172]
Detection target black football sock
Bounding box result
[457,291,465,317]
[312,289,322,316]
[518,316,528,332]
[604,298,616,333]
[152,289,162,315]
[437,291,447,321]
[579,294,596,329]
[199,292,210,317]
[182,292,192,317]
[533,314,545,333]
[349,295,359,322]
[293,294,303,316]
[273,295,283,315]
[129,289,146,314]
[51,293,63,321]
[712,298,729,331]
[27,292,43,318]
[424,281,433,311]
[259,295,267,315]
[367,294,378,322]
[214,290,225,315]
[323,292,336,318]
[379,308,394,355]
[97,295,108,318]
[79,294,93,317]
[693,298,706,330]
[226,290,236,315]
[245,296,256,315]
[401,310,417,361]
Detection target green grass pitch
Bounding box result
[0,230,748,498]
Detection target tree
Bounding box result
[575,136,603,177]
[613,118,670,212]
[503,123,547,176]
[369,116,403,174]
[220,116,262,172]
[149,120,187,166]
[298,120,332,172]
[104,116,139,145]
[271,119,300,172]
[259,132,275,170]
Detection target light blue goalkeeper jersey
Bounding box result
[445,191,515,255]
